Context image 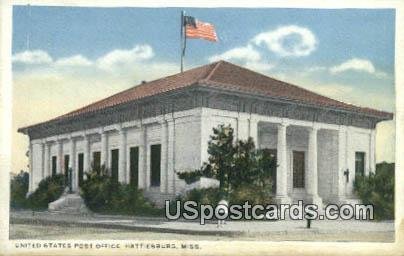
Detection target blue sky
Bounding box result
[11,6,396,172]
[13,7,395,68]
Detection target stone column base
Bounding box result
[274,195,292,205]
[310,195,323,209]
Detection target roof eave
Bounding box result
[196,82,394,121]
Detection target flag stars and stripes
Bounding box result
[185,20,218,42]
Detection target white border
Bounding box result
[1,0,403,255]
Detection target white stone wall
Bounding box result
[317,129,338,202]
[173,114,201,192]
[30,140,44,190]
[345,127,372,197]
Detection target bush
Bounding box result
[229,183,273,205]
[180,187,222,205]
[10,171,30,209]
[80,166,162,216]
[26,174,66,210]
[354,162,394,220]
[178,184,272,206]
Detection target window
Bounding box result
[355,152,365,176]
[92,151,101,170]
[130,147,139,187]
[150,144,161,187]
[111,149,119,183]
[293,151,305,188]
[64,155,70,181]
[78,153,84,186]
[51,156,57,176]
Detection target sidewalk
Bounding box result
[10,210,395,240]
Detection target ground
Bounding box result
[10,224,394,242]
[9,210,395,242]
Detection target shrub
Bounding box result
[178,184,272,206]
[26,174,66,210]
[180,187,222,205]
[80,166,162,216]
[354,162,394,220]
[10,171,30,209]
[229,183,273,205]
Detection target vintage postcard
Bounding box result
[0,0,403,255]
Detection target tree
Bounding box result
[10,171,30,209]
[177,124,277,198]
[354,162,394,220]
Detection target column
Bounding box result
[275,123,291,203]
[83,135,91,174]
[308,127,322,206]
[100,132,108,170]
[249,117,259,148]
[200,113,209,165]
[57,140,63,174]
[138,126,147,189]
[40,142,45,179]
[337,128,347,200]
[69,137,77,191]
[146,136,151,189]
[43,142,50,177]
[28,141,34,193]
[346,128,354,196]
[118,128,127,183]
[160,121,168,193]
[369,129,376,174]
[167,119,175,194]
[237,114,250,141]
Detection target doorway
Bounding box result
[130,147,139,187]
[150,144,161,187]
[110,149,119,183]
[293,151,305,188]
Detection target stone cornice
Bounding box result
[22,85,389,139]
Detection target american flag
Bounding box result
[184,16,218,42]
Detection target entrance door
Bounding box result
[293,151,305,188]
[111,149,119,183]
[150,144,161,187]
[78,153,84,187]
[129,147,139,187]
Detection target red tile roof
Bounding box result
[21,60,393,130]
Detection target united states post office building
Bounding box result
[18,61,393,206]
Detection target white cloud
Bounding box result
[244,61,274,72]
[96,44,154,72]
[12,48,179,175]
[305,66,327,72]
[209,45,261,63]
[330,58,376,74]
[55,55,93,67]
[253,25,317,57]
[208,44,274,72]
[12,50,53,64]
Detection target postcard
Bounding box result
[0,0,403,255]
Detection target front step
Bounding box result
[143,187,175,208]
[48,193,90,214]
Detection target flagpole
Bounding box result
[180,11,185,73]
